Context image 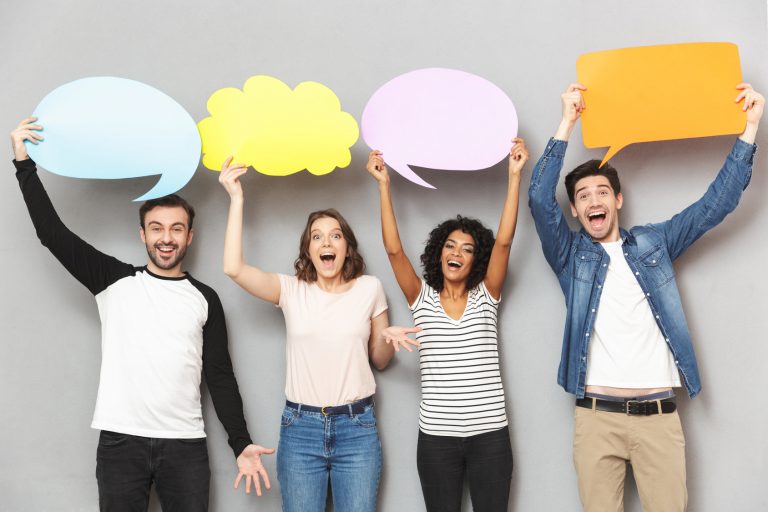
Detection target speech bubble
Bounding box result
[26,77,201,201]
[577,42,745,166]
[198,75,358,176]
[361,68,518,188]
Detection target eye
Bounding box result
[312,234,321,241]
[578,193,588,201]
[332,233,342,240]
[599,190,609,196]
[445,242,454,249]
[463,247,474,254]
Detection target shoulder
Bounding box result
[182,273,222,305]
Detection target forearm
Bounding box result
[739,120,759,145]
[223,197,246,278]
[205,362,253,458]
[494,172,522,249]
[554,118,577,141]
[379,182,404,257]
[369,311,393,370]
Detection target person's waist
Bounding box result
[285,395,374,416]
[576,390,676,415]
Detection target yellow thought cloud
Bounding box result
[198,75,359,176]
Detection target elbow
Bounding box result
[223,264,241,279]
[373,357,391,371]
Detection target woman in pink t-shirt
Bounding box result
[218,158,416,512]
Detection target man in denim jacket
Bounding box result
[528,83,763,511]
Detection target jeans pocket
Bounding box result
[281,407,298,428]
[99,431,129,447]
[352,406,377,428]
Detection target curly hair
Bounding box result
[420,215,495,292]
[294,209,366,283]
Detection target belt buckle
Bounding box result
[321,406,329,417]
[625,400,640,415]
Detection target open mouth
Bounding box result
[447,260,463,269]
[320,252,336,266]
[587,210,607,229]
[155,245,177,257]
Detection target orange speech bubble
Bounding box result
[577,42,745,166]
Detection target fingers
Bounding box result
[401,326,422,334]
[567,83,587,92]
[245,474,252,495]
[234,472,243,489]
[736,83,752,91]
[260,468,272,490]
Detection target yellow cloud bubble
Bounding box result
[198,75,359,176]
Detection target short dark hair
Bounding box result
[564,160,621,204]
[139,194,195,229]
[420,215,494,292]
[294,209,365,283]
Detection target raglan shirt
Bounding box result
[15,158,252,458]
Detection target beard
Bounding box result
[145,242,189,271]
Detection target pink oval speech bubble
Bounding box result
[361,68,518,188]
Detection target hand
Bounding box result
[366,150,389,185]
[736,83,764,125]
[561,83,586,124]
[10,117,43,161]
[508,137,529,176]
[382,325,421,352]
[219,156,248,199]
[234,444,275,496]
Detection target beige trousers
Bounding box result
[573,404,687,512]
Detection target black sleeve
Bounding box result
[192,278,253,459]
[14,159,135,295]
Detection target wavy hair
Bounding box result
[294,209,366,282]
[420,215,494,292]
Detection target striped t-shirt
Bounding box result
[410,280,508,437]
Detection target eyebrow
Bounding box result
[446,238,475,247]
[148,221,187,228]
[575,184,612,196]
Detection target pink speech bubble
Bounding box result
[361,68,517,188]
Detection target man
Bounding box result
[10,117,274,511]
[528,83,763,511]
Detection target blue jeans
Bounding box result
[276,402,382,512]
[95,430,210,512]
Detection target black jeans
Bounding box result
[417,426,513,512]
[96,430,211,512]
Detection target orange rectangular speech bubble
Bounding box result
[576,42,745,166]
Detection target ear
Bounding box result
[616,192,623,210]
[187,229,194,247]
[569,203,578,218]
[139,227,146,244]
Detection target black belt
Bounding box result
[576,396,676,415]
[285,395,374,416]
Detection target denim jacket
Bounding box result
[528,138,757,398]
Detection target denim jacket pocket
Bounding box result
[639,247,673,287]
[574,251,601,283]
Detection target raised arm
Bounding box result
[219,158,281,304]
[484,138,529,299]
[658,84,763,261]
[11,118,134,295]
[366,150,421,305]
[528,85,583,276]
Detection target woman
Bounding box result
[219,157,412,512]
[366,138,529,512]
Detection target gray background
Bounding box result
[1,1,766,510]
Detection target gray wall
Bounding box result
[1,1,766,510]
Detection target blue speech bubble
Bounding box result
[26,77,201,201]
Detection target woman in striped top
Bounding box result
[366,138,529,512]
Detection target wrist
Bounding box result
[554,119,576,141]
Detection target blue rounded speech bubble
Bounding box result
[26,77,201,201]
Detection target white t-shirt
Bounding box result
[585,241,681,388]
[278,274,388,406]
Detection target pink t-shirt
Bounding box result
[278,274,388,406]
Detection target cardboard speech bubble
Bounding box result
[361,68,518,188]
[198,75,359,177]
[26,77,201,201]
[577,42,745,166]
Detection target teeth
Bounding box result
[447,260,462,268]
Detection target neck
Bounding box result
[315,273,349,292]
[441,280,468,299]
[147,261,184,278]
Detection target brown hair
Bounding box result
[139,194,195,229]
[565,160,621,204]
[294,209,365,282]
